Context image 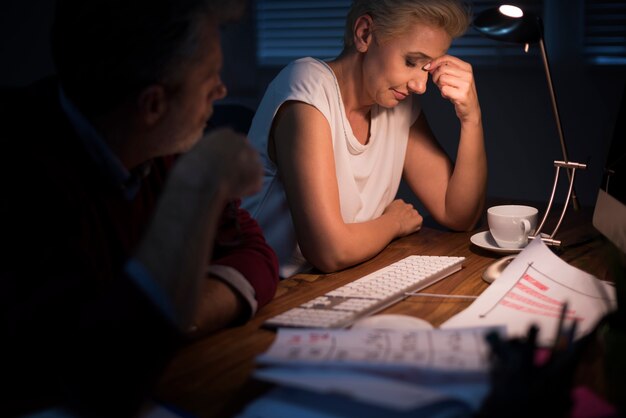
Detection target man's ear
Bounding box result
[137,84,167,126]
[353,14,374,53]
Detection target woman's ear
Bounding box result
[353,14,374,53]
[137,84,167,126]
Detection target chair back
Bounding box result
[206,103,255,135]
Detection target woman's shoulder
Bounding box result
[264,57,337,109]
[279,57,334,85]
[285,57,330,72]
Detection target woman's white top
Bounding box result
[242,57,421,277]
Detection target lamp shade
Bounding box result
[473,5,542,44]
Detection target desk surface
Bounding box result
[155,209,614,417]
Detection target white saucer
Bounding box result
[351,314,433,331]
[470,231,524,254]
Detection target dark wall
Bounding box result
[0,0,56,86]
[2,0,624,212]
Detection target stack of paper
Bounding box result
[239,326,502,417]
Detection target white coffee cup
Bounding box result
[487,205,538,248]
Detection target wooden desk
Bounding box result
[155,211,615,417]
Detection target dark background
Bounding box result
[1,0,624,215]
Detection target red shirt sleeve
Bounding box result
[211,199,279,308]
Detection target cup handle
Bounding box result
[520,219,531,244]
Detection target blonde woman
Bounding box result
[244,0,486,276]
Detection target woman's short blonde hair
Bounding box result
[343,0,471,47]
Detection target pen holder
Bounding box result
[598,242,626,414]
[599,312,626,415]
[477,326,585,418]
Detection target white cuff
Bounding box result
[207,265,258,320]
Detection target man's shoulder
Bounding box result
[1,78,101,203]
[3,77,72,152]
[3,76,62,114]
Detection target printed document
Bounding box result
[441,238,616,346]
[255,326,501,411]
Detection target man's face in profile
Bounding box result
[156,18,227,155]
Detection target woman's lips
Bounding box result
[392,88,408,101]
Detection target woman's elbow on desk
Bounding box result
[300,243,360,273]
[295,213,406,273]
[298,228,393,273]
[300,245,353,274]
[435,203,485,232]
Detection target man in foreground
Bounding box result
[1,0,278,416]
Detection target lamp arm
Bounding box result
[537,36,581,210]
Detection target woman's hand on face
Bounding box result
[382,199,423,237]
[425,55,481,124]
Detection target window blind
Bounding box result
[255,0,626,66]
[254,0,566,67]
[584,0,626,65]
[256,0,351,66]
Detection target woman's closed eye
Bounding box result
[405,56,430,69]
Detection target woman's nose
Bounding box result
[408,72,428,95]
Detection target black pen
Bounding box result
[552,301,569,354]
[565,318,578,351]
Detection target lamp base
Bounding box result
[532,160,587,246]
[482,160,586,284]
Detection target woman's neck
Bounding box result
[327,50,373,145]
[327,50,374,119]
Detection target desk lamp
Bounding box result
[473,4,586,247]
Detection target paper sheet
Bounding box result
[441,238,616,346]
[257,326,500,375]
[255,327,500,412]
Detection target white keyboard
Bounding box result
[264,255,465,329]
